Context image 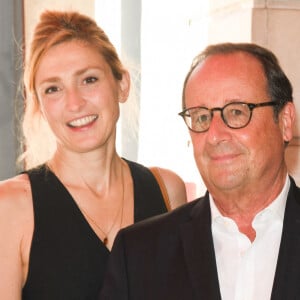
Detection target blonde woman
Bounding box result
[0,10,187,299]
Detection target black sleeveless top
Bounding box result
[22,159,167,300]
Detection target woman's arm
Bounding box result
[153,167,187,210]
[0,174,33,299]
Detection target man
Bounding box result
[99,43,298,300]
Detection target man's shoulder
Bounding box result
[288,176,300,200]
[120,196,207,238]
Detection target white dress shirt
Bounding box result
[210,176,290,300]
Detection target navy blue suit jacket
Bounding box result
[100,177,300,300]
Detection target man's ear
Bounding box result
[280,101,296,142]
[118,71,130,103]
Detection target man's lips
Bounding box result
[209,151,241,162]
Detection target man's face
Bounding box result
[184,52,294,196]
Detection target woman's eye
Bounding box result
[84,77,98,84]
[45,86,59,94]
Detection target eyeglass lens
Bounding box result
[185,102,252,132]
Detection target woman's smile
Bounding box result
[67,114,98,128]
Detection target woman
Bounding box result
[0,10,187,299]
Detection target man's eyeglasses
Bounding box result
[178,101,278,133]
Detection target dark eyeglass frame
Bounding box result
[178,101,278,133]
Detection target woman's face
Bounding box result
[34,40,129,154]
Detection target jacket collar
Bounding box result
[180,193,222,300]
[271,176,300,299]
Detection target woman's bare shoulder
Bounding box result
[0,173,32,217]
[153,167,187,210]
[0,174,34,291]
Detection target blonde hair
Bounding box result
[20,10,127,169]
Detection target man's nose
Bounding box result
[205,110,231,144]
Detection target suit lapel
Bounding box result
[180,194,222,300]
[271,178,300,300]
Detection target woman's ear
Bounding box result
[281,101,296,142]
[118,70,130,103]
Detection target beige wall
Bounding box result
[208,0,254,42]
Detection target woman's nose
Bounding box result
[65,88,85,111]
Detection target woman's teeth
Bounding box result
[68,115,97,127]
